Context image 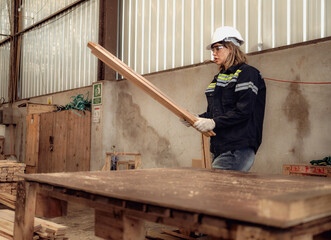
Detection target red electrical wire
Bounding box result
[264,77,331,85]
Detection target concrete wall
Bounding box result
[7,39,330,175]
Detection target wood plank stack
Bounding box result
[0,161,25,209]
[0,193,15,209]
[0,183,17,198]
[0,209,68,240]
[0,161,25,182]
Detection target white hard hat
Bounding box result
[206,26,244,50]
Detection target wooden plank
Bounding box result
[0,193,16,209]
[26,103,57,115]
[235,225,276,240]
[35,194,67,218]
[135,155,142,169]
[201,134,211,169]
[25,165,36,174]
[25,114,40,167]
[0,218,13,238]
[258,188,331,222]
[123,215,145,240]
[52,111,68,173]
[1,209,66,239]
[146,230,180,240]
[65,110,90,172]
[162,229,196,240]
[38,112,54,173]
[192,159,203,168]
[95,209,124,239]
[105,152,141,156]
[87,42,215,137]
[34,218,67,235]
[80,110,91,171]
[0,209,42,233]
[101,153,111,171]
[283,164,331,177]
[65,111,75,172]
[0,182,18,196]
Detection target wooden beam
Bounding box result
[13,181,37,240]
[87,42,216,137]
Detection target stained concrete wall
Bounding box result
[7,39,331,175]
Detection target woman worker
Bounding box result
[182,26,266,171]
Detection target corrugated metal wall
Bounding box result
[0,1,11,102]
[120,0,330,75]
[0,0,330,101]
[20,0,99,99]
[0,1,11,41]
[0,42,10,102]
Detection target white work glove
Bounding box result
[194,117,215,132]
[179,118,191,127]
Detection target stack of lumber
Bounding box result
[0,193,15,209]
[0,209,68,240]
[0,161,25,209]
[0,161,25,182]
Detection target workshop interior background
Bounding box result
[0,0,330,174]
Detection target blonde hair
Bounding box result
[219,41,247,71]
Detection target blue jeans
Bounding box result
[212,147,255,171]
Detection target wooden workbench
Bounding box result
[14,168,331,239]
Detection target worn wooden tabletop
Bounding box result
[22,168,331,228]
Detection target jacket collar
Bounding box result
[221,63,245,74]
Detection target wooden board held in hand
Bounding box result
[87,42,215,137]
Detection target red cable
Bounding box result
[264,77,331,85]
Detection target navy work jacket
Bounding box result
[200,63,266,155]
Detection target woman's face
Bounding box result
[211,43,231,66]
